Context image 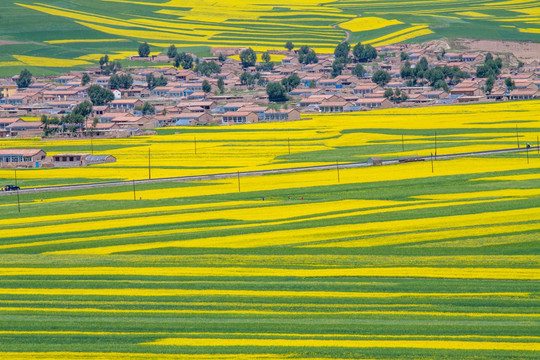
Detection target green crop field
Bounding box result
[0,0,539,75]
[0,102,539,359]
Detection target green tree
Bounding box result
[484,75,495,94]
[195,61,221,76]
[261,51,271,63]
[141,102,155,115]
[16,68,32,89]
[240,72,255,87]
[353,42,376,62]
[174,52,193,69]
[218,53,226,62]
[285,41,294,51]
[371,70,391,86]
[434,79,449,92]
[81,73,91,86]
[425,67,445,86]
[400,52,409,61]
[400,61,413,79]
[202,80,212,93]
[417,57,429,72]
[167,44,177,59]
[108,74,121,90]
[217,77,225,94]
[240,48,257,68]
[309,80,317,88]
[298,46,318,65]
[72,100,93,118]
[87,85,114,106]
[99,55,109,67]
[266,82,288,102]
[505,77,515,90]
[352,64,365,78]
[281,73,300,92]
[331,58,345,77]
[334,41,350,61]
[146,73,168,90]
[384,88,394,98]
[138,42,150,57]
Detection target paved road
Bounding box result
[1,146,538,196]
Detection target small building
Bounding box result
[262,109,301,121]
[172,112,213,126]
[51,153,116,167]
[353,84,382,96]
[356,97,392,109]
[507,89,539,100]
[0,148,46,168]
[6,120,42,137]
[109,99,143,112]
[319,101,354,113]
[222,111,258,125]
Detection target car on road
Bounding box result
[4,185,20,191]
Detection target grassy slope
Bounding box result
[0,0,539,75]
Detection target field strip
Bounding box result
[2,331,540,341]
[1,266,538,280]
[0,353,288,360]
[1,306,538,317]
[0,288,529,298]
[143,338,540,351]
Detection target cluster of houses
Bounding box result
[0,148,115,168]
[0,42,539,138]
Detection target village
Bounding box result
[0,40,539,169]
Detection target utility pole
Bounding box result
[288,137,291,155]
[430,152,434,173]
[336,160,340,183]
[434,131,437,159]
[516,125,520,148]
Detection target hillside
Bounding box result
[0,0,539,74]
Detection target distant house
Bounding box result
[109,99,143,112]
[222,111,258,125]
[450,87,483,97]
[172,112,213,126]
[0,148,46,168]
[51,153,116,167]
[6,120,42,137]
[262,109,301,121]
[319,101,354,113]
[356,98,392,109]
[353,84,382,96]
[507,89,539,100]
[0,118,19,137]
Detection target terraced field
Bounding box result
[1,0,539,74]
[1,101,539,359]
